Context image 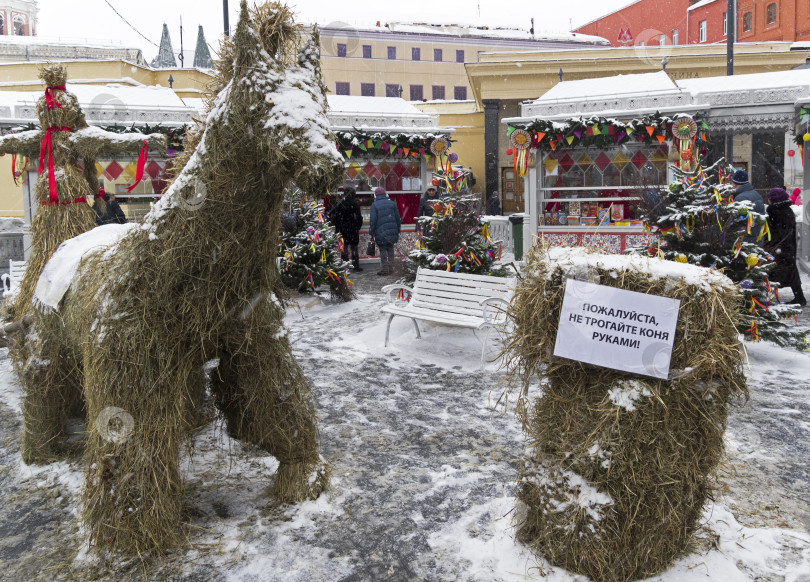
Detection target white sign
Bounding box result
[553,279,681,379]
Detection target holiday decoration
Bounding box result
[509,128,531,177]
[506,246,745,582]
[632,160,805,347]
[506,113,709,154]
[673,115,698,172]
[409,194,509,276]
[18,3,339,554]
[430,136,451,172]
[279,195,352,300]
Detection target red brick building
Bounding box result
[575,0,810,47]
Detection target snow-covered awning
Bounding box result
[326,95,453,135]
[0,83,196,127]
[506,69,810,133]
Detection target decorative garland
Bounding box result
[335,130,453,159]
[1,122,187,152]
[507,112,710,154]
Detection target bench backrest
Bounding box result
[411,267,514,318]
[8,259,25,281]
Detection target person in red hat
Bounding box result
[790,187,803,206]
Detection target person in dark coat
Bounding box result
[94,187,127,225]
[765,187,806,306]
[731,170,764,244]
[369,187,401,276]
[328,187,364,271]
[417,186,440,219]
[731,170,765,214]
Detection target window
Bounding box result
[412,47,421,61]
[456,49,464,63]
[767,3,777,24]
[337,43,347,57]
[672,29,679,45]
[454,86,467,100]
[658,34,665,45]
[385,84,401,98]
[13,15,24,36]
[434,48,442,61]
[723,12,727,36]
[743,11,753,32]
[335,82,350,95]
[387,46,396,59]
[361,83,375,97]
[0,15,4,35]
[699,20,707,42]
[409,84,423,101]
[362,45,372,58]
[432,85,445,100]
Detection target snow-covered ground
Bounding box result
[0,270,808,581]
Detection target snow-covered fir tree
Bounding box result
[409,194,510,277]
[279,197,352,300]
[635,160,805,348]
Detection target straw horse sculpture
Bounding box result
[22,2,342,553]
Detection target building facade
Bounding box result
[317,22,608,102]
[0,0,37,37]
[575,0,810,48]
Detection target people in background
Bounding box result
[731,170,764,214]
[790,187,803,206]
[369,187,401,276]
[328,187,364,271]
[94,187,127,225]
[765,187,806,307]
[417,186,441,219]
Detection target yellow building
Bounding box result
[318,22,608,101]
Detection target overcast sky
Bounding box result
[34,0,631,64]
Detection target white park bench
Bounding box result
[381,267,516,368]
[1,259,26,298]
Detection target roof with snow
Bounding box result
[0,83,196,127]
[317,22,608,46]
[687,0,722,11]
[326,95,453,135]
[508,68,810,132]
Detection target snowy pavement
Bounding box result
[0,268,808,580]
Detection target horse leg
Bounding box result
[20,318,83,463]
[82,347,186,553]
[211,310,328,503]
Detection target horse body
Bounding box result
[21,2,343,553]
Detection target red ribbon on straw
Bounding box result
[44,85,66,110]
[37,126,72,203]
[126,140,149,193]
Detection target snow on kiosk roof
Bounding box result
[327,95,453,135]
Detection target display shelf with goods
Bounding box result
[536,142,671,253]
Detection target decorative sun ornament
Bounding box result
[510,128,531,150]
[673,116,698,139]
[430,137,450,156]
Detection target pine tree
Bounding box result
[408,194,511,276]
[279,197,352,300]
[635,160,805,348]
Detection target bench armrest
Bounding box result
[1,273,10,293]
[381,284,414,305]
[480,296,510,325]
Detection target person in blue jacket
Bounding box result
[369,187,401,276]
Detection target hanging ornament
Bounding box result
[509,128,531,177]
[673,115,698,171]
[803,133,810,142]
[430,137,451,172]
